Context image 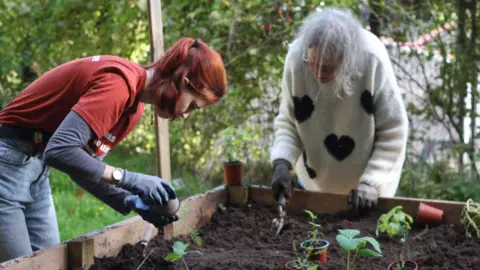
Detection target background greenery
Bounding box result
[1,0,479,242]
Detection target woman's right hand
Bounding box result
[116,169,177,206]
[271,159,294,202]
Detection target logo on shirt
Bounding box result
[85,132,116,157]
[92,56,101,62]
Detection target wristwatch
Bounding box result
[112,168,124,186]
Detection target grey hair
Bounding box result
[296,7,368,97]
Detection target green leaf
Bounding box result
[357,237,382,254]
[338,229,360,239]
[335,235,361,252]
[304,210,317,220]
[388,222,402,236]
[393,212,406,222]
[308,222,322,227]
[357,248,383,257]
[164,252,182,262]
[172,241,189,255]
[307,265,318,270]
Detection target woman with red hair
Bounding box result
[0,38,227,262]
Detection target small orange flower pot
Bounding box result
[416,202,444,224]
[223,161,243,185]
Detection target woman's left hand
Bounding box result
[347,183,378,216]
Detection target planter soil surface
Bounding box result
[90,202,479,270]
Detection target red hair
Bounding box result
[144,38,228,115]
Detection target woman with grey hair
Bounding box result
[270,8,409,215]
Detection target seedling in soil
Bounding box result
[301,210,327,259]
[389,229,418,270]
[164,241,202,270]
[335,229,382,270]
[461,198,480,239]
[286,240,319,270]
[376,205,413,241]
[179,205,203,246]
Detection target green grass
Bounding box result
[51,150,211,242]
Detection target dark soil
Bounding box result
[90,202,480,270]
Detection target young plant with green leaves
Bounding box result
[335,229,382,270]
[219,127,246,163]
[391,229,414,270]
[302,210,326,257]
[179,205,202,246]
[164,241,202,270]
[287,240,318,270]
[461,198,480,240]
[376,205,413,241]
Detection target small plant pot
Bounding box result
[285,261,294,270]
[285,260,317,270]
[416,202,444,224]
[300,239,329,263]
[223,161,243,185]
[387,260,419,270]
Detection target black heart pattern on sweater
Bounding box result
[361,90,375,114]
[324,134,355,161]
[303,151,317,178]
[293,95,314,123]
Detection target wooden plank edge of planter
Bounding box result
[246,185,466,225]
[0,244,68,270]
[163,185,227,240]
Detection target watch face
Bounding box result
[113,169,123,180]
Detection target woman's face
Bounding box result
[303,47,341,84]
[156,85,208,120]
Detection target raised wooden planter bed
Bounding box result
[0,185,471,270]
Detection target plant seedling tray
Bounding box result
[0,185,473,270]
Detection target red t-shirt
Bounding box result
[0,55,146,157]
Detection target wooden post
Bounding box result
[148,0,171,181]
[68,239,94,270]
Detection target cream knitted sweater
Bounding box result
[270,29,409,197]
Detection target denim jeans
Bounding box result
[0,138,59,263]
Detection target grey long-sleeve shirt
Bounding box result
[43,111,132,215]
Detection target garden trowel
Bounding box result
[271,193,287,235]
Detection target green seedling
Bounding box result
[219,127,246,163]
[302,210,326,257]
[392,229,414,270]
[304,210,323,240]
[376,205,413,241]
[335,229,382,270]
[461,198,480,239]
[164,241,202,270]
[179,205,203,247]
[287,240,319,270]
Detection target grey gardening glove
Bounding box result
[348,182,379,216]
[116,169,177,206]
[125,195,179,228]
[271,159,294,202]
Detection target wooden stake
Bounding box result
[147,0,171,181]
[68,239,94,270]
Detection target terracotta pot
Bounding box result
[285,261,294,270]
[416,202,443,224]
[223,161,243,185]
[387,260,419,270]
[300,239,329,263]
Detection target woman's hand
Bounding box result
[125,195,179,228]
[348,183,378,216]
[116,169,177,206]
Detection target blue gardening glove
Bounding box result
[125,195,179,228]
[116,169,177,206]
